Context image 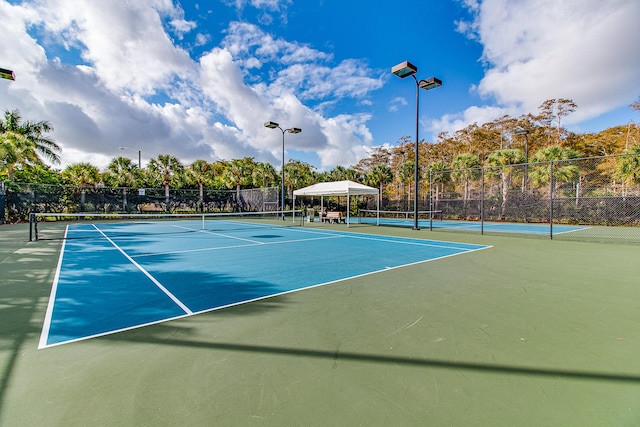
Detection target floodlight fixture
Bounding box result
[418,77,442,91]
[0,67,15,81]
[391,61,417,79]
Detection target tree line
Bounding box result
[2,97,639,204]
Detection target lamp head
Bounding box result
[391,61,417,79]
[264,121,280,129]
[418,77,442,90]
[287,128,302,134]
[0,68,15,81]
[514,128,530,135]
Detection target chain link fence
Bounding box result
[1,182,278,223]
[428,154,640,244]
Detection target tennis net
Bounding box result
[357,209,443,227]
[29,210,304,241]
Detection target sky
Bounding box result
[1,0,639,172]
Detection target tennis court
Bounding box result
[40,216,488,347]
[1,218,639,426]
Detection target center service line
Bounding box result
[91,224,193,315]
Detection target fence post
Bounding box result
[480,167,485,235]
[549,161,554,239]
[0,181,5,225]
[429,170,433,231]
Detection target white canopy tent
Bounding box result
[293,180,379,226]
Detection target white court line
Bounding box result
[132,234,344,258]
[172,224,266,244]
[282,226,487,252]
[38,225,70,349]
[91,224,193,315]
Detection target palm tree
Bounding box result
[221,158,253,210]
[104,156,139,211]
[615,145,640,195]
[398,161,414,210]
[485,148,525,218]
[427,160,450,205]
[530,145,580,192]
[328,165,349,182]
[147,154,184,211]
[186,159,211,211]
[451,153,481,203]
[252,162,278,188]
[365,164,393,198]
[1,110,60,180]
[62,163,101,211]
[283,160,315,198]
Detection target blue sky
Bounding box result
[1,0,638,171]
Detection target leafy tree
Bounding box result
[12,163,62,185]
[485,149,526,217]
[353,146,391,174]
[1,110,61,180]
[537,99,578,144]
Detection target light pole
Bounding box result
[119,146,142,169]
[392,61,442,230]
[264,121,302,220]
[0,68,15,81]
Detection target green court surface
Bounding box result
[1,221,639,426]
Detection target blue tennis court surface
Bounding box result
[40,220,490,348]
[358,217,586,234]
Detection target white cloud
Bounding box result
[0,1,385,171]
[431,105,511,136]
[457,0,640,125]
[32,0,196,95]
[388,97,408,113]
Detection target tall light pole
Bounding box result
[392,61,442,230]
[264,121,302,220]
[119,146,142,169]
